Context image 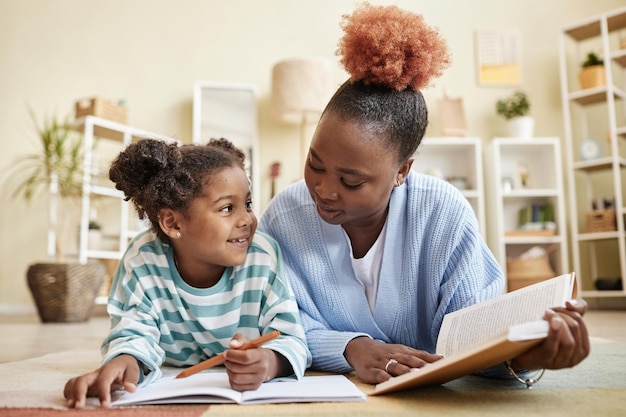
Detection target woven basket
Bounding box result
[27,261,105,323]
[506,257,555,292]
[586,209,616,233]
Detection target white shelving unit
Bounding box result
[558,7,626,297]
[414,137,486,237]
[47,116,177,265]
[192,81,260,210]
[486,138,569,290]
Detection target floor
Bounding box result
[0,309,625,364]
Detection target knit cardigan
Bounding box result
[259,171,504,373]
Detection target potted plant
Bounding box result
[10,108,104,322]
[496,91,534,138]
[88,220,103,250]
[579,52,605,89]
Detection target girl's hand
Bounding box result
[63,354,140,409]
[223,333,291,391]
[510,299,590,371]
[344,336,443,384]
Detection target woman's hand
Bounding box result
[223,333,291,391]
[63,354,140,409]
[510,299,590,371]
[344,336,443,384]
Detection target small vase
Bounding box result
[507,116,534,139]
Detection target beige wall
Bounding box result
[1,0,623,310]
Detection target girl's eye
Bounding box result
[219,205,234,213]
[245,200,253,210]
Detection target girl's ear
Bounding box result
[158,208,182,240]
[396,158,414,186]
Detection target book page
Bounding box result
[111,370,365,406]
[436,273,574,357]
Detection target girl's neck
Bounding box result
[174,252,224,288]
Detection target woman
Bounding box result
[259,3,588,385]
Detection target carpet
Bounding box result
[1,342,625,416]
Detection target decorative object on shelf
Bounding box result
[506,246,556,291]
[75,97,128,124]
[495,91,534,138]
[578,52,605,89]
[502,176,514,194]
[594,277,623,291]
[270,57,334,178]
[579,137,603,161]
[87,220,102,250]
[512,202,556,236]
[437,90,467,136]
[518,162,530,187]
[447,176,468,190]
[8,108,104,322]
[269,161,281,199]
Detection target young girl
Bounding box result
[259,3,589,386]
[64,138,311,408]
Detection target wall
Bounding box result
[1,0,623,310]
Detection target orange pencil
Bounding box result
[175,330,281,379]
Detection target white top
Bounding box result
[344,221,387,312]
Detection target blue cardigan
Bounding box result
[259,171,504,373]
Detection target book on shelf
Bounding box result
[111,370,366,406]
[373,272,576,395]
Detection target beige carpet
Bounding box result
[1,343,625,416]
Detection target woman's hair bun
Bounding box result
[337,2,451,92]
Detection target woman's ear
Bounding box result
[396,158,414,186]
[158,208,182,240]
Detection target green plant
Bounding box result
[581,52,603,68]
[11,108,83,201]
[496,91,530,120]
[88,220,102,230]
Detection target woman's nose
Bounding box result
[315,182,338,200]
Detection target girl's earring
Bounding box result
[176,232,181,238]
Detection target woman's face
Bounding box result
[304,112,405,229]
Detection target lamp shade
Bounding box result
[270,57,334,125]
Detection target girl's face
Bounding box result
[178,166,256,274]
[304,113,407,229]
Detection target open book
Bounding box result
[111,370,366,406]
[373,272,576,395]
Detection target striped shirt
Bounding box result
[101,229,311,385]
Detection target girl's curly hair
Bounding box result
[109,138,246,241]
[337,2,450,92]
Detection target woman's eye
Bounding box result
[342,181,363,190]
[307,160,324,172]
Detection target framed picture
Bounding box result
[475,29,522,86]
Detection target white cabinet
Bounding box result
[413,137,486,236]
[486,138,569,290]
[558,7,626,297]
[192,81,260,210]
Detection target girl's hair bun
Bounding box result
[337,2,451,91]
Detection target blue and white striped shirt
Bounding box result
[101,229,311,385]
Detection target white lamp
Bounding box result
[270,57,334,176]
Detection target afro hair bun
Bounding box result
[337,2,451,92]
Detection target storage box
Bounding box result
[75,97,127,124]
[506,257,555,292]
[586,209,616,233]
